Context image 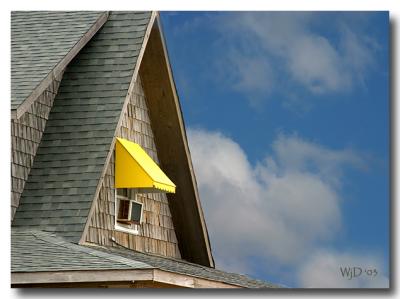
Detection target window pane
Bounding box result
[130,201,142,223]
[118,199,130,220]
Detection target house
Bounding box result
[11,11,277,288]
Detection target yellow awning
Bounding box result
[115,138,176,193]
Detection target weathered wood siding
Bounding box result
[85,76,181,259]
[11,74,63,220]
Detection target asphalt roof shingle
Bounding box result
[11,11,106,110]
[11,228,278,288]
[11,228,153,272]
[12,11,153,241]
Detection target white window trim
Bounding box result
[114,189,143,235]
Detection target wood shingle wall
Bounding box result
[11,74,63,220]
[85,76,181,259]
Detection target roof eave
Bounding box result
[11,269,241,288]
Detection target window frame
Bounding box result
[114,188,143,235]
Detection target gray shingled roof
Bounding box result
[11,228,277,288]
[93,244,279,288]
[11,11,106,110]
[12,11,153,241]
[11,228,153,272]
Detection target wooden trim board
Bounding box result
[138,15,214,267]
[11,269,241,288]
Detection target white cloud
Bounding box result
[189,129,358,267]
[269,133,367,188]
[164,12,381,110]
[214,12,378,97]
[229,52,274,95]
[187,128,382,287]
[297,250,389,288]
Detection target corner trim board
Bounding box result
[153,14,215,267]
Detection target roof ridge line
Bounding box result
[13,11,109,119]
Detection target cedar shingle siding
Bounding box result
[11,73,63,220]
[85,76,181,258]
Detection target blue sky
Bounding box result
[160,12,389,288]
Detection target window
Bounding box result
[117,199,130,222]
[115,188,143,234]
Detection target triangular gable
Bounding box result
[80,14,214,267]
